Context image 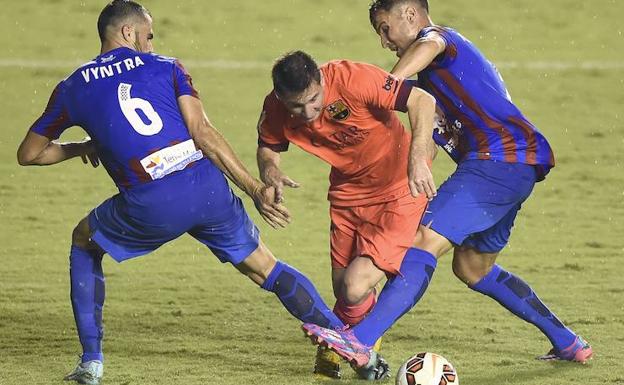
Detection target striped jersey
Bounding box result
[29,47,205,190]
[416,26,555,180]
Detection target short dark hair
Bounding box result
[97,0,151,42]
[369,0,429,27]
[271,51,321,97]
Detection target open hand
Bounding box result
[262,166,299,204]
[252,184,292,228]
[79,137,100,168]
[408,156,436,200]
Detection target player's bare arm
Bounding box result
[17,131,99,167]
[177,95,291,228]
[391,35,446,78]
[257,146,299,205]
[405,86,436,199]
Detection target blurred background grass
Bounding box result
[0,1,623,384]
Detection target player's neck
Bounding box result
[100,39,136,56]
[419,15,434,30]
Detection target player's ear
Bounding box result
[404,6,417,22]
[121,24,134,42]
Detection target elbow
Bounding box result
[16,148,36,166]
[192,131,219,160]
[407,87,436,112]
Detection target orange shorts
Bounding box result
[330,193,428,275]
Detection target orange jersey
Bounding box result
[258,60,414,206]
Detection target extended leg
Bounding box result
[320,260,384,379]
[64,217,105,385]
[70,217,105,363]
[454,246,591,362]
[235,238,344,329]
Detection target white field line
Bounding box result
[0,58,622,71]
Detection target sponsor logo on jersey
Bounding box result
[328,126,370,150]
[432,109,462,162]
[326,100,350,121]
[140,139,203,180]
[382,75,398,92]
[100,54,116,64]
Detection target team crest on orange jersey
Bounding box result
[326,100,350,121]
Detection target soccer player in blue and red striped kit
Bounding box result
[17,2,345,384]
[304,0,592,371]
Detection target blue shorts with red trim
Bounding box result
[88,160,259,264]
[422,159,537,253]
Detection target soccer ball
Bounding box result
[396,352,459,385]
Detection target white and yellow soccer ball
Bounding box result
[396,352,458,385]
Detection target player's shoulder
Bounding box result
[419,25,454,37]
[322,60,385,86]
[323,59,381,74]
[149,52,182,65]
[63,59,98,82]
[418,25,461,46]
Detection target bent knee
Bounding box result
[452,252,496,286]
[451,257,473,285]
[341,280,374,305]
[236,242,277,286]
[412,226,452,257]
[72,218,92,249]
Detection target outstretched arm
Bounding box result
[391,36,446,78]
[405,86,437,199]
[178,95,290,228]
[17,131,98,167]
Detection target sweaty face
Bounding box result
[373,7,418,58]
[279,81,324,122]
[130,14,154,53]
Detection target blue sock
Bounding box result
[471,264,576,351]
[261,261,344,329]
[353,248,437,346]
[69,245,105,363]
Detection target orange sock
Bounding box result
[333,290,376,326]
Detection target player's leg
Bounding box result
[336,257,382,327]
[302,237,440,370]
[451,245,498,286]
[304,162,544,367]
[65,216,105,385]
[66,174,199,384]
[455,245,591,362]
[349,227,444,347]
[349,194,444,348]
[233,238,344,329]
[311,267,348,379]
[447,160,592,362]
[328,206,381,328]
[303,194,443,369]
[189,187,344,330]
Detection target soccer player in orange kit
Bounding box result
[256,51,437,379]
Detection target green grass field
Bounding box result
[1,1,623,384]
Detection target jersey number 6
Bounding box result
[118,83,164,136]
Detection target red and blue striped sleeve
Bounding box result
[29,81,73,140]
[418,26,457,68]
[173,60,199,99]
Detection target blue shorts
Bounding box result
[88,160,259,264]
[422,160,537,253]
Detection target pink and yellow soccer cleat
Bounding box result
[302,323,372,368]
[538,336,593,363]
